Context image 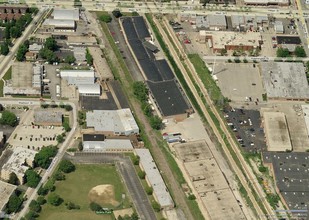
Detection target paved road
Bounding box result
[117,158,157,220]
[0,98,78,220]
[65,152,157,220]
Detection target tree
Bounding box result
[8,172,19,185]
[89,202,102,211]
[145,186,153,195]
[142,102,152,117]
[112,9,122,18]
[138,171,146,179]
[34,145,58,169]
[64,104,72,111]
[259,166,267,173]
[37,186,48,196]
[65,202,80,210]
[63,121,71,132]
[86,49,93,65]
[44,37,57,51]
[64,55,76,64]
[47,193,62,206]
[54,171,65,181]
[16,44,28,61]
[10,26,22,38]
[57,134,64,143]
[58,160,75,173]
[25,169,41,188]
[29,200,41,213]
[276,48,290,57]
[131,213,139,220]
[0,110,17,126]
[133,81,148,102]
[132,155,140,165]
[1,41,9,55]
[37,196,46,205]
[150,115,162,130]
[294,46,306,57]
[24,210,39,220]
[99,14,112,23]
[152,201,161,212]
[188,194,196,200]
[39,48,58,63]
[6,192,22,213]
[78,141,83,151]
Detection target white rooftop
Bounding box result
[86,109,139,135]
[2,147,37,178]
[135,149,174,208]
[60,70,94,86]
[78,84,101,95]
[43,19,75,28]
[52,8,79,21]
[83,139,133,152]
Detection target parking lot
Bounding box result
[44,64,61,99]
[223,108,266,153]
[8,109,64,151]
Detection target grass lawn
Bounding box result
[0,67,12,97]
[38,164,131,220]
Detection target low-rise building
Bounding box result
[42,19,76,32]
[25,51,37,62]
[67,36,97,46]
[73,47,86,63]
[34,110,63,126]
[274,21,284,34]
[231,15,269,32]
[60,70,95,86]
[196,15,227,30]
[135,149,174,210]
[0,131,4,148]
[29,43,43,53]
[86,108,139,135]
[52,8,79,21]
[244,0,289,6]
[201,31,262,52]
[1,147,37,184]
[78,84,101,96]
[82,134,133,153]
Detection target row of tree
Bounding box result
[277,46,306,58]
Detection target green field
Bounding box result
[0,67,12,97]
[38,164,131,220]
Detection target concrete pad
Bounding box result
[215,63,265,102]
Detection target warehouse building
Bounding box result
[60,70,95,86]
[78,84,101,96]
[263,111,292,152]
[34,110,63,126]
[135,149,174,210]
[42,19,76,32]
[244,0,290,6]
[263,152,309,216]
[261,62,309,101]
[82,134,133,153]
[1,147,37,185]
[202,31,262,52]
[196,15,227,30]
[67,36,97,46]
[52,8,79,21]
[86,108,139,136]
[0,181,16,212]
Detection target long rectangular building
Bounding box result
[135,149,174,210]
[60,70,94,86]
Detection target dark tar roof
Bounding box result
[276,36,301,45]
[263,152,309,211]
[155,59,174,81]
[147,80,190,116]
[132,16,151,39]
[139,59,163,81]
[142,41,158,52]
[83,134,105,141]
[128,39,148,60]
[122,18,138,40]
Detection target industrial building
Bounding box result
[82,134,133,153]
[34,110,63,126]
[86,108,139,135]
[42,19,76,32]
[244,0,290,6]
[263,111,292,152]
[261,62,309,101]
[78,84,101,97]
[1,147,37,185]
[263,152,309,216]
[0,180,17,212]
[231,15,268,32]
[274,21,284,34]
[135,149,174,210]
[3,62,41,96]
[73,47,86,63]
[195,15,227,30]
[201,31,262,52]
[60,70,95,86]
[67,36,97,46]
[122,16,192,120]
[52,8,79,21]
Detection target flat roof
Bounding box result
[263,152,309,211]
[83,139,133,152]
[34,110,63,125]
[43,19,75,28]
[147,80,191,116]
[244,0,289,3]
[60,70,94,85]
[132,16,151,39]
[207,14,227,27]
[0,180,17,211]
[142,41,158,52]
[67,36,97,45]
[78,84,101,95]
[52,8,79,21]
[11,62,33,87]
[86,108,139,134]
[276,36,301,45]
[135,149,174,208]
[263,111,292,152]
[87,47,113,80]
[2,147,37,178]
[122,18,139,40]
[205,31,261,49]
[261,62,309,99]
[83,134,105,142]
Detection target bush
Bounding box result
[132,155,140,165]
[37,196,46,205]
[64,105,72,111]
[56,134,64,143]
[47,193,62,206]
[138,171,146,179]
[99,14,112,23]
[24,210,39,220]
[227,59,232,63]
[65,202,80,210]
[149,115,162,130]
[6,192,22,213]
[29,200,41,213]
[151,201,161,212]
[145,186,153,195]
[37,186,48,196]
[258,166,267,173]
[188,194,196,200]
[89,202,102,211]
[133,81,148,102]
[58,160,75,173]
[54,171,65,181]
[234,58,241,63]
[0,110,17,127]
[243,59,248,63]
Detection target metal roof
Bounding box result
[43,19,75,28]
[52,8,79,21]
[78,84,101,95]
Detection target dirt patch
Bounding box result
[88,184,119,207]
[113,208,134,219]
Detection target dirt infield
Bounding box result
[88,184,119,207]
